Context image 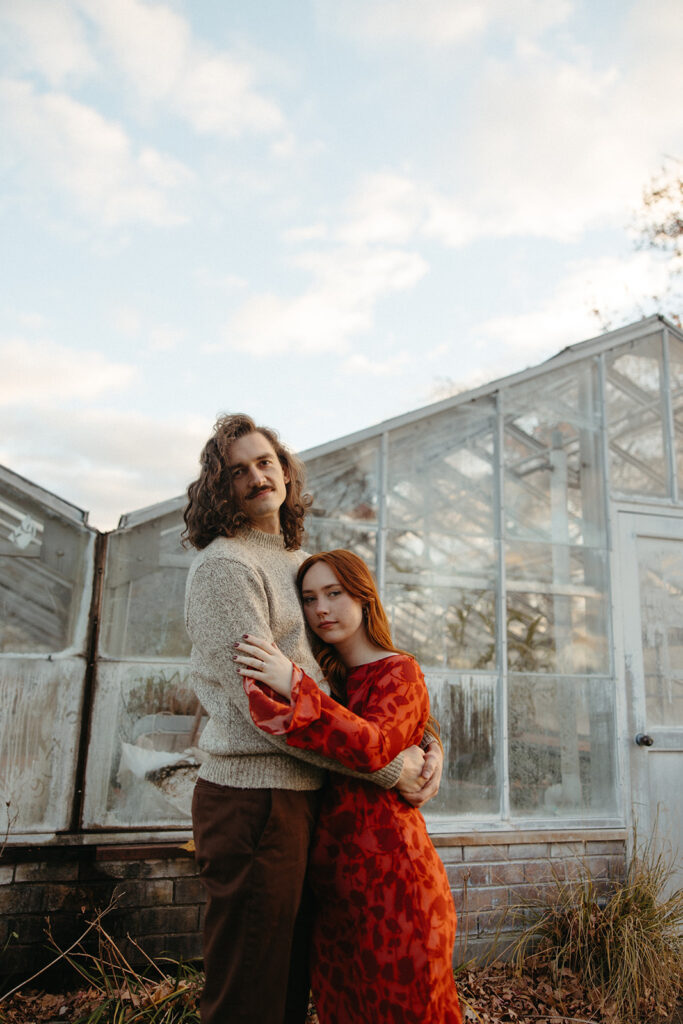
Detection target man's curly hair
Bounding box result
[182,413,311,551]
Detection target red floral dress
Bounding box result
[244,654,462,1024]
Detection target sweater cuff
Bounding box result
[244,665,322,735]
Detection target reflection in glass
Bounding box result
[426,673,498,817]
[0,489,92,654]
[303,522,377,574]
[385,583,496,670]
[100,512,193,659]
[94,663,202,826]
[386,528,495,583]
[306,438,380,522]
[606,334,668,496]
[387,403,495,541]
[504,360,605,546]
[637,535,683,727]
[509,675,617,816]
[507,588,609,674]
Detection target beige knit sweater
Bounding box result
[184,527,403,790]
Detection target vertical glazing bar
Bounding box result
[376,431,389,600]
[597,353,613,555]
[494,390,509,823]
[661,327,679,502]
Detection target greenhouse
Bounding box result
[1,314,682,965]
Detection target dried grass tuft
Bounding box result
[512,832,683,1022]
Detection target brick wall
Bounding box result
[0,843,202,981]
[434,829,627,962]
[0,830,626,981]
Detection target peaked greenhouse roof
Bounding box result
[117,314,683,529]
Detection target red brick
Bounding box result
[464,844,510,863]
[14,862,79,883]
[489,862,525,886]
[584,840,626,856]
[445,864,489,887]
[174,878,205,905]
[0,866,15,885]
[507,843,551,860]
[111,880,174,908]
[524,860,565,884]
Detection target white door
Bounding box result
[617,511,683,898]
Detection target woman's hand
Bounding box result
[233,635,294,698]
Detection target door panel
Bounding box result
[618,512,683,899]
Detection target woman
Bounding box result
[233,549,461,1024]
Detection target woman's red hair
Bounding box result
[296,549,442,748]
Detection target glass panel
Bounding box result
[305,437,380,522]
[606,333,668,496]
[507,588,609,674]
[0,488,92,654]
[302,522,377,574]
[385,402,498,669]
[504,359,605,546]
[387,403,496,551]
[83,662,201,827]
[425,673,498,818]
[100,511,193,659]
[509,675,617,817]
[386,529,495,584]
[637,535,683,727]
[385,583,496,670]
[0,660,84,831]
[668,335,683,490]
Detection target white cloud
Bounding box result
[0,337,136,405]
[1,0,290,143]
[316,0,572,48]
[76,0,287,139]
[338,173,476,247]
[341,351,412,375]
[225,246,428,354]
[0,78,192,227]
[0,0,96,85]
[113,307,142,338]
[472,250,674,370]
[148,326,184,352]
[0,406,210,530]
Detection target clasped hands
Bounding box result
[233,634,442,808]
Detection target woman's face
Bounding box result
[300,561,365,647]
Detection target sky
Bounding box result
[1,0,682,531]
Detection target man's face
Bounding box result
[228,431,290,533]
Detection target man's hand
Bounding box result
[396,740,443,808]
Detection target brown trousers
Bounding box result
[192,779,320,1024]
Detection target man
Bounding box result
[183,413,442,1024]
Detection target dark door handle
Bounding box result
[635,733,654,747]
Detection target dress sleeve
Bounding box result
[188,558,404,787]
[244,656,429,773]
